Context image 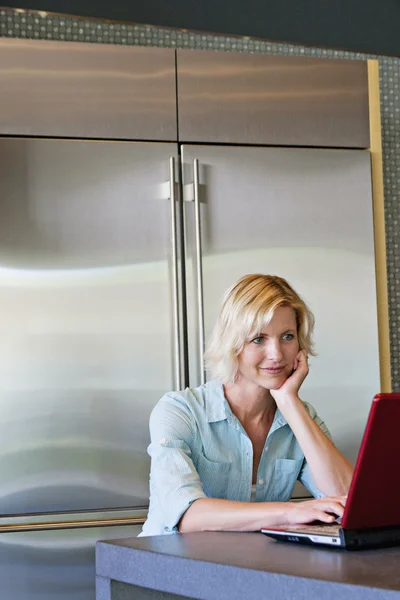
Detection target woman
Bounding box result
[139,274,353,537]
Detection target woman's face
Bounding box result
[236,305,300,390]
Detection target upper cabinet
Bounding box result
[0,39,177,141]
[0,40,370,147]
[176,50,370,148]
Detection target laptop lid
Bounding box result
[342,392,400,531]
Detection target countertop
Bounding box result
[96,532,400,600]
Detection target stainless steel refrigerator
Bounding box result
[0,38,380,599]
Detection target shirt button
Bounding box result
[264,446,269,452]
[258,478,264,485]
[159,438,167,444]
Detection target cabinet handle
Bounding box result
[169,157,181,390]
[193,159,206,385]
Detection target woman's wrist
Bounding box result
[274,393,303,421]
[277,391,300,405]
[280,501,296,526]
[254,501,293,529]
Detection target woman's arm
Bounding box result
[179,495,347,533]
[272,351,354,497]
[277,398,353,496]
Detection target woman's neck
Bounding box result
[223,379,276,427]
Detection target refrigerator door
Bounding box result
[177,50,370,148]
[0,522,143,600]
[182,145,380,471]
[0,138,180,514]
[0,39,177,141]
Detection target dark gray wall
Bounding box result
[3,0,400,56]
[0,8,399,392]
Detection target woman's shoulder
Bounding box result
[152,380,224,420]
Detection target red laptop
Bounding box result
[261,393,400,549]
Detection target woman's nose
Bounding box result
[266,340,283,361]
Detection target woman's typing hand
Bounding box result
[283,495,347,526]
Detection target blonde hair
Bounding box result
[204,274,315,383]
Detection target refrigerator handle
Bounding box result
[169,156,182,390]
[193,158,206,385]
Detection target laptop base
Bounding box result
[261,528,343,547]
[261,525,400,550]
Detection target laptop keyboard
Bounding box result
[286,523,341,536]
[304,523,341,535]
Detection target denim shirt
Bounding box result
[139,380,332,537]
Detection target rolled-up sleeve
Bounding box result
[298,409,334,499]
[147,394,207,533]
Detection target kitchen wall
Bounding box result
[1,7,399,391]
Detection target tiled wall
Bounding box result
[1,7,399,390]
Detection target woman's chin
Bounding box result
[266,383,285,391]
[259,374,288,390]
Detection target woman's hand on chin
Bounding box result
[270,349,309,407]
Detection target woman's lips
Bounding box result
[260,367,285,375]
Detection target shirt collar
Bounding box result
[269,408,287,434]
[205,380,288,432]
[205,380,230,423]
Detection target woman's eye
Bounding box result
[282,333,294,341]
[252,336,263,344]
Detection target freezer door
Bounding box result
[177,50,369,148]
[0,522,143,600]
[182,145,380,470]
[0,138,180,513]
[0,39,177,141]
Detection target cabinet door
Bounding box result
[182,145,380,470]
[0,39,177,141]
[0,138,180,513]
[177,50,369,148]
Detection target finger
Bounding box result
[322,495,347,503]
[316,511,337,523]
[315,499,344,516]
[296,349,306,362]
[326,502,344,517]
[298,350,309,370]
[325,496,347,507]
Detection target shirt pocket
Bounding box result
[195,453,231,499]
[272,458,303,501]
